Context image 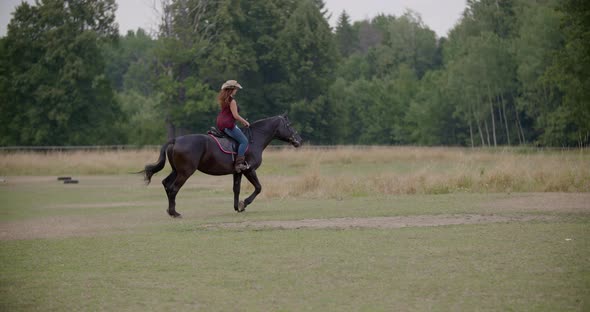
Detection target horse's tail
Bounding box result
[141,139,174,185]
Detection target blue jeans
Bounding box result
[224,125,249,156]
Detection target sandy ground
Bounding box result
[202,214,557,230]
[482,192,590,213]
[1,193,588,240]
[0,210,166,241]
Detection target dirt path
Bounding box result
[0,213,557,240]
[0,212,165,241]
[202,214,556,230]
[1,193,588,240]
[483,192,590,213]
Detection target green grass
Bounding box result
[0,175,566,223]
[2,223,588,311]
[1,175,589,311]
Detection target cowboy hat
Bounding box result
[221,80,243,90]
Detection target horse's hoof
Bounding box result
[167,210,182,218]
[238,201,246,212]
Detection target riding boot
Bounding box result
[234,156,249,173]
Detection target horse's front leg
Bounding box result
[241,169,262,211]
[233,173,243,212]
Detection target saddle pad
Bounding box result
[209,134,237,154]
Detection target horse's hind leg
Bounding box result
[162,171,177,215]
[162,171,177,189]
[165,172,191,218]
[163,138,203,218]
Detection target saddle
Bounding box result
[207,127,238,155]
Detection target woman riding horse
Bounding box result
[142,112,302,218]
[216,80,250,172]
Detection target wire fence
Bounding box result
[0,145,587,153]
[0,145,360,152]
[0,145,307,152]
[0,145,160,152]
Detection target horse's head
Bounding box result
[275,114,302,148]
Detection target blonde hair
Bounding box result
[217,88,235,109]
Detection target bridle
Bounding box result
[248,116,299,145]
[277,116,300,145]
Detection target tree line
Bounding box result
[1,0,588,147]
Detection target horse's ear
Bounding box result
[281,111,288,118]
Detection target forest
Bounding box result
[0,0,588,147]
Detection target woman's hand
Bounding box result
[242,119,250,128]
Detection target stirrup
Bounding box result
[235,161,249,173]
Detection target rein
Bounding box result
[244,127,254,144]
[244,116,298,145]
[245,118,276,137]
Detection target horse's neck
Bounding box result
[251,117,280,150]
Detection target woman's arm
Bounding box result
[230,100,250,127]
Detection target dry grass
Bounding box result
[0,149,160,175]
[1,146,589,197]
[257,146,590,198]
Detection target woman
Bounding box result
[216,80,250,172]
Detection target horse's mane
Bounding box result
[250,115,283,127]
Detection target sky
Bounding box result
[1,0,466,38]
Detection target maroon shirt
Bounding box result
[216,96,238,130]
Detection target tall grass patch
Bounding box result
[257,147,590,198]
[1,146,588,196]
[0,149,166,175]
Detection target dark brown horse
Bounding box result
[142,114,302,217]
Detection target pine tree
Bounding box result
[546,0,590,146]
[335,10,358,57]
[276,0,338,142]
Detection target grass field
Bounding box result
[1,147,589,311]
